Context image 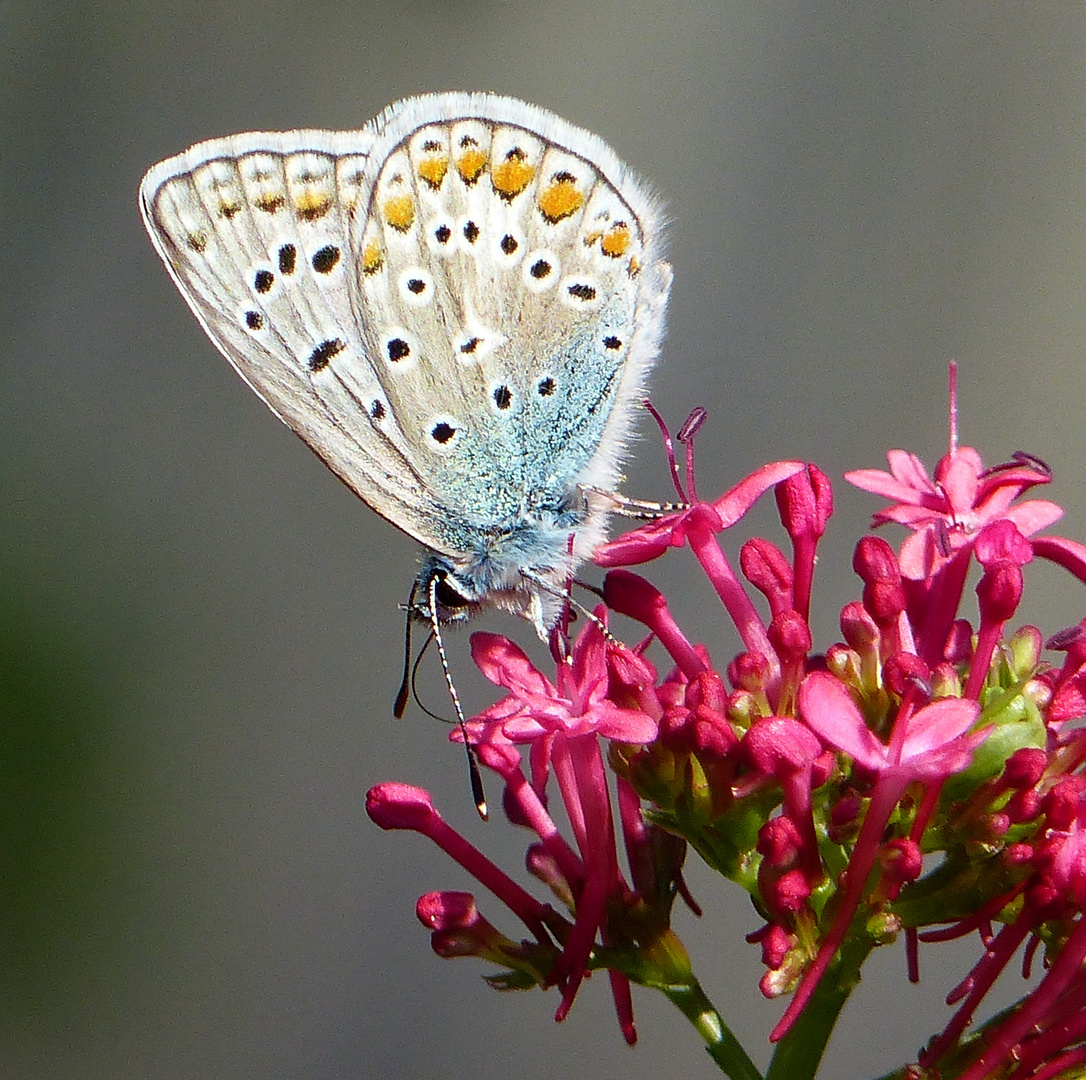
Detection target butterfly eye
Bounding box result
[433,573,472,612]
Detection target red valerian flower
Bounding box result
[464,627,658,749]
[845,445,1061,581]
[370,368,1086,1080]
[771,671,985,1040]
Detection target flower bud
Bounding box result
[367,782,439,831]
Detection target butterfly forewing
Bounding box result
[341,110,654,546]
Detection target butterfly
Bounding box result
[140,92,672,637]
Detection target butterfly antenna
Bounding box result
[393,580,419,718]
[428,575,488,820]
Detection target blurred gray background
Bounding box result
[4,3,1086,1079]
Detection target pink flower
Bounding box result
[464,627,658,749]
[595,460,806,568]
[772,672,985,1041]
[452,617,662,1042]
[846,445,1061,580]
[800,670,985,783]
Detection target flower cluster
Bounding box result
[367,369,1086,1080]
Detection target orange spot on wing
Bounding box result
[362,241,383,274]
[294,190,333,221]
[601,222,632,258]
[455,148,487,183]
[538,179,584,223]
[255,192,285,213]
[417,155,449,189]
[491,150,534,199]
[382,193,416,231]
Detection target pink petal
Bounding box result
[938,449,983,516]
[1034,535,1086,585]
[898,526,942,580]
[888,449,937,492]
[591,704,659,744]
[594,519,681,566]
[872,504,947,528]
[501,716,552,741]
[570,621,609,695]
[973,520,1033,567]
[846,469,929,504]
[894,728,989,779]
[974,462,1051,504]
[900,697,982,760]
[470,633,554,697]
[1003,499,1064,537]
[712,460,806,527]
[798,672,888,767]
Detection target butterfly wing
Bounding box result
[140,94,670,573]
[347,94,671,561]
[140,126,463,555]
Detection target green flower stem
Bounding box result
[765,935,874,1080]
[661,978,764,1080]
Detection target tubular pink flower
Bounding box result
[370,368,1086,1074]
[772,673,985,1041]
[846,446,1060,579]
[775,464,833,622]
[366,783,553,940]
[597,459,806,703]
[464,630,658,748]
[740,538,794,617]
[454,616,661,1035]
[740,716,823,885]
[767,609,812,710]
[595,459,806,568]
[956,916,1086,1080]
[845,370,1072,675]
[603,569,706,680]
[966,519,1032,700]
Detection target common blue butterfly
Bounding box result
[140,93,672,636]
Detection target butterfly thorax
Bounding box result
[416,486,613,635]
